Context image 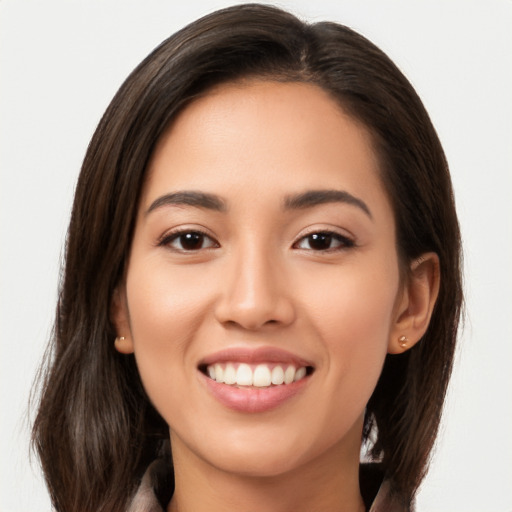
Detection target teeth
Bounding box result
[236,363,253,386]
[284,365,295,385]
[271,366,284,385]
[205,362,308,387]
[214,363,224,383]
[223,363,237,385]
[253,365,272,387]
[294,367,306,381]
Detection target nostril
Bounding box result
[214,283,296,331]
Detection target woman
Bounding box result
[32,4,462,511]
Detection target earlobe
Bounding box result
[388,252,440,354]
[111,286,134,354]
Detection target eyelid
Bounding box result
[155,224,355,253]
[157,226,220,252]
[292,228,356,251]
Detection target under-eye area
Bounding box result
[198,362,315,388]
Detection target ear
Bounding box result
[111,285,134,354]
[388,252,440,354]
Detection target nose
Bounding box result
[214,245,296,331]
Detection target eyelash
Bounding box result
[157,229,219,252]
[293,230,355,252]
[158,228,355,253]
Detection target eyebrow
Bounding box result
[146,188,372,218]
[146,191,227,215]
[283,189,372,218]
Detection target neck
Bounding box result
[167,422,366,512]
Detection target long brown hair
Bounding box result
[32,4,463,511]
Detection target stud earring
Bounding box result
[398,335,408,349]
[114,335,134,354]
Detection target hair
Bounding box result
[32,4,462,511]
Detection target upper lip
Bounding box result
[198,346,314,369]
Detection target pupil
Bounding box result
[180,232,203,250]
[309,233,331,250]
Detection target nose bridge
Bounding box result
[215,235,294,329]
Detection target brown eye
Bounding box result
[163,231,218,251]
[295,232,354,251]
[307,233,333,250]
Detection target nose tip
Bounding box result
[214,258,295,331]
[217,297,295,331]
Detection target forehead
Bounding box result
[143,80,387,211]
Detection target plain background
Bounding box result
[1,1,511,511]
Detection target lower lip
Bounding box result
[200,372,310,413]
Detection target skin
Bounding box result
[113,81,439,512]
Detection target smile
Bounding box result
[198,347,315,413]
[203,362,310,387]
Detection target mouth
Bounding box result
[197,347,315,413]
[199,362,315,388]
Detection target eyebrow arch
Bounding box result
[146,191,227,216]
[283,189,372,219]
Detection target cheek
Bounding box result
[303,259,399,338]
[301,261,399,393]
[126,257,212,342]
[124,259,214,407]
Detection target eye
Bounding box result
[160,230,219,252]
[294,231,354,251]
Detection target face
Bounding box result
[115,81,405,478]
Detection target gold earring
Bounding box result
[115,336,126,344]
[398,335,408,349]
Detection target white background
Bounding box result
[1,1,511,511]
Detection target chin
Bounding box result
[206,447,307,479]
[187,423,325,479]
